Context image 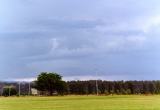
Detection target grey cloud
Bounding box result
[31,19,104,30]
[1,0,160,80]
[0,36,52,57]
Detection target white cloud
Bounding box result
[141,16,160,32]
[127,36,146,46]
[3,77,36,82]
[51,38,59,50]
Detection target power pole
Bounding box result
[96,79,98,95]
[1,86,4,96]
[9,86,11,96]
[19,82,21,96]
[28,82,31,95]
[96,73,99,96]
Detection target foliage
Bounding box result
[67,80,160,95]
[1,78,160,95]
[35,72,67,95]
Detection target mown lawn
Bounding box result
[0,95,160,110]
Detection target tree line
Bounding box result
[34,72,160,95]
[67,80,160,95]
[1,72,160,96]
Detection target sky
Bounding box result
[1,0,160,81]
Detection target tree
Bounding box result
[35,72,66,95]
[56,80,68,95]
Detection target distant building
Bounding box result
[31,88,38,95]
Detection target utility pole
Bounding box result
[1,87,3,96]
[28,82,31,95]
[9,86,11,96]
[96,79,99,95]
[96,72,99,96]
[19,82,21,96]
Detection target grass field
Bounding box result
[0,95,160,110]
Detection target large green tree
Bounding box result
[35,72,67,95]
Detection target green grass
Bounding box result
[0,95,160,110]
